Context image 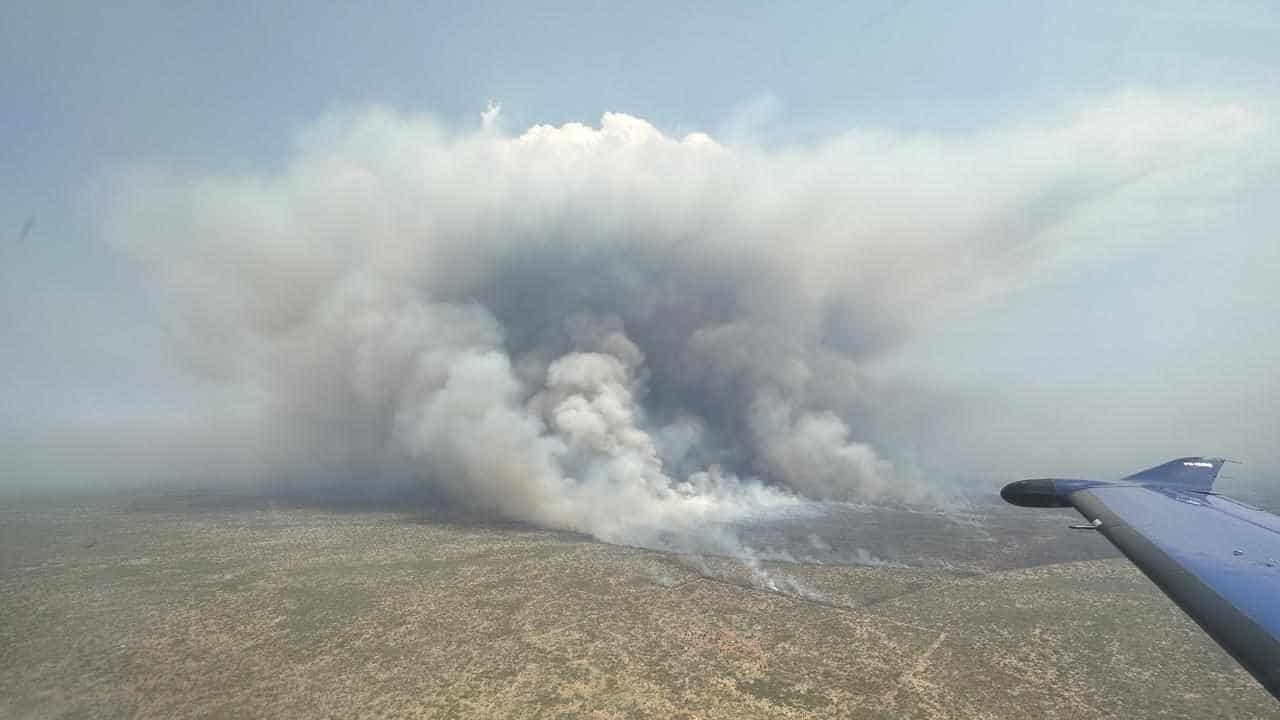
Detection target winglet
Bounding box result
[1120,457,1227,491]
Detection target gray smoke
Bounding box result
[105,96,1263,546]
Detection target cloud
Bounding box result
[104,93,1269,543]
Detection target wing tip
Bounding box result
[1122,456,1228,490]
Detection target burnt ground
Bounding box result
[1,493,1274,718]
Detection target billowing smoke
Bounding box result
[105,95,1263,548]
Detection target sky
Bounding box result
[2,1,1278,498]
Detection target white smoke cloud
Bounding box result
[105,93,1267,546]
[480,101,502,131]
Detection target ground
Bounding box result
[1,494,1274,718]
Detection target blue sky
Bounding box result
[2,1,1278,490]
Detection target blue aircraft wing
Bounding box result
[1002,457,1280,699]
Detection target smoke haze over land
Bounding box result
[6,3,1280,521]
[99,95,1269,545]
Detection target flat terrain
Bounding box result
[1,494,1274,718]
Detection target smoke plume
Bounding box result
[106,95,1263,546]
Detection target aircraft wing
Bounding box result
[1002,457,1280,699]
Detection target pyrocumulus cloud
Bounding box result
[106,94,1264,547]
